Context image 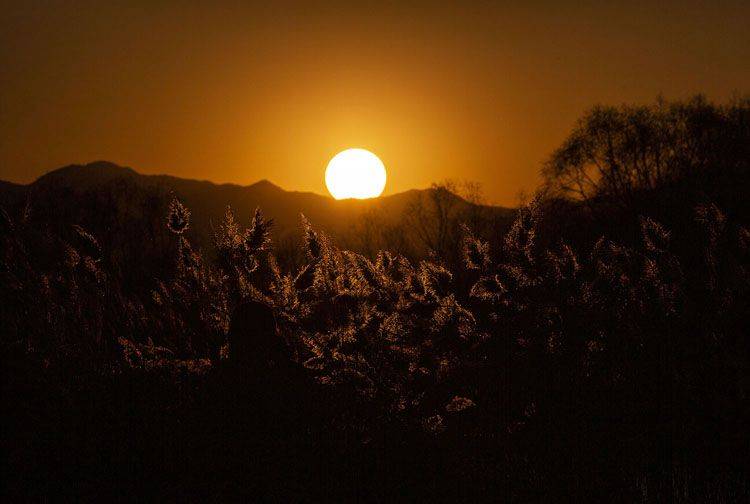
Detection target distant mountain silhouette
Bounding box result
[0,161,513,280]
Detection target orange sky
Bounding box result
[1,1,749,205]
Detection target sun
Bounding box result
[325,148,386,200]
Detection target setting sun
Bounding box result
[325,148,386,200]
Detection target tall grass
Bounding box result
[1,193,748,500]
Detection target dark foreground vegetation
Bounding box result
[2,96,750,501]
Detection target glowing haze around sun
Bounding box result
[325,148,386,200]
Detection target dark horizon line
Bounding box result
[1,160,513,209]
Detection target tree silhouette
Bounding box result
[543,95,750,211]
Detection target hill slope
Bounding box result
[0,161,514,276]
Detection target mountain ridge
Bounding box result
[0,161,515,278]
[3,161,512,225]
[23,160,473,206]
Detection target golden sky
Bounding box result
[1,1,749,205]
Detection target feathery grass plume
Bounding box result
[547,242,579,284]
[301,214,323,261]
[267,253,301,313]
[177,236,201,275]
[431,293,475,338]
[469,274,506,302]
[592,238,631,283]
[640,216,671,253]
[640,218,683,303]
[215,206,256,273]
[393,255,416,285]
[504,196,540,265]
[167,197,190,235]
[118,337,144,369]
[404,264,426,298]
[378,312,404,342]
[267,253,283,283]
[72,225,101,262]
[293,263,317,292]
[446,396,475,413]
[496,262,535,291]
[212,205,269,303]
[345,251,382,292]
[419,261,453,300]
[461,224,490,271]
[375,250,396,273]
[214,206,241,251]
[244,207,273,253]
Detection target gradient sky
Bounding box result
[1,1,749,204]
